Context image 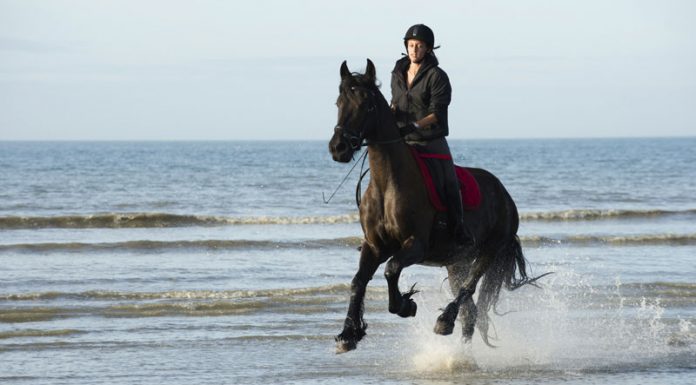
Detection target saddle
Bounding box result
[409,147,482,212]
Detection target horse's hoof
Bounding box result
[408,301,417,317]
[397,300,417,318]
[434,315,455,335]
[463,325,475,341]
[335,339,357,354]
[434,322,454,335]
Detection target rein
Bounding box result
[322,149,368,205]
[355,153,370,208]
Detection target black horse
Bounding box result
[329,59,542,353]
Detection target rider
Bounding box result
[390,24,471,245]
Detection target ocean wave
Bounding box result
[0,329,83,340]
[0,212,360,229]
[520,208,696,221]
[621,282,696,299]
[521,233,696,246]
[0,308,62,323]
[2,282,694,324]
[2,209,694,229]
[2,233,694,254]
[0,283,355,301]
[0,237,363,253]
[0,284,388,323]
[513,281,696,310]
[561,282,696,301]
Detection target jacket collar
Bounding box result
[393,54,439,86]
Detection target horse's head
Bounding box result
[329,59,380,163]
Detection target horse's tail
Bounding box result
[475,234,529,346]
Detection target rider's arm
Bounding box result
[415,113,438,129]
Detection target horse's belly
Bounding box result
[421,252,465,267]
[419,259,447,267]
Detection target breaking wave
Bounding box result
[520,208,696,221]
[0,283,355,301]
[2,208,695,229]
[5,282,694,305]
[0,212,360,229]
[0,284,392,323]
[0,329,83,340]
[0,236,363,253]
[521,233,696,246]
[2,233,694,254]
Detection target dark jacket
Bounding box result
[390,54,451,142]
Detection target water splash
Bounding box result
[401,267,695,374]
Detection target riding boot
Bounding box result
[446,185,473,246]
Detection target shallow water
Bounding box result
[1,139,695,384]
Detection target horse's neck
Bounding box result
[367,109,416,190]
[368,145,412,188]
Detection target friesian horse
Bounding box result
[329,59,541,353]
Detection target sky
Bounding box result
[1,0,695,140]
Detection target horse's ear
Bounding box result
[365,59,376,81]
[340,61,350,79]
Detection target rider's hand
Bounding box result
[399,122,420,137]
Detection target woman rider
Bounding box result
[390,24,470,245]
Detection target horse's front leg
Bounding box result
[335,242,382,354]
[385,236,425,318]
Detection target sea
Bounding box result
[1,138,695,385]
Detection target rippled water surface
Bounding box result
[1,139,695,384]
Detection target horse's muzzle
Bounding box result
[329,133,354,163]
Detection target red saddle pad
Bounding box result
[409,147,482,212]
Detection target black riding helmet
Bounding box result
[403,24,435,49]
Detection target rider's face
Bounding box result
[407,39,429,64]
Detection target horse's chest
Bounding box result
[365,199,407,240]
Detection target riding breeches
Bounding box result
[409,138,464,230]
[413,138,458,187]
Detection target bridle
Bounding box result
[334,86,378,151]
[334,86,402,150]
[326,84,402,207]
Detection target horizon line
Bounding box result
[1,135,695,143]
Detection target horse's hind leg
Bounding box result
[445,262,478,341]
[385,236,425,318]
[434,247,494,337]
[459,297,478,342]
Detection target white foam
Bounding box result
[400,267,694,374]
